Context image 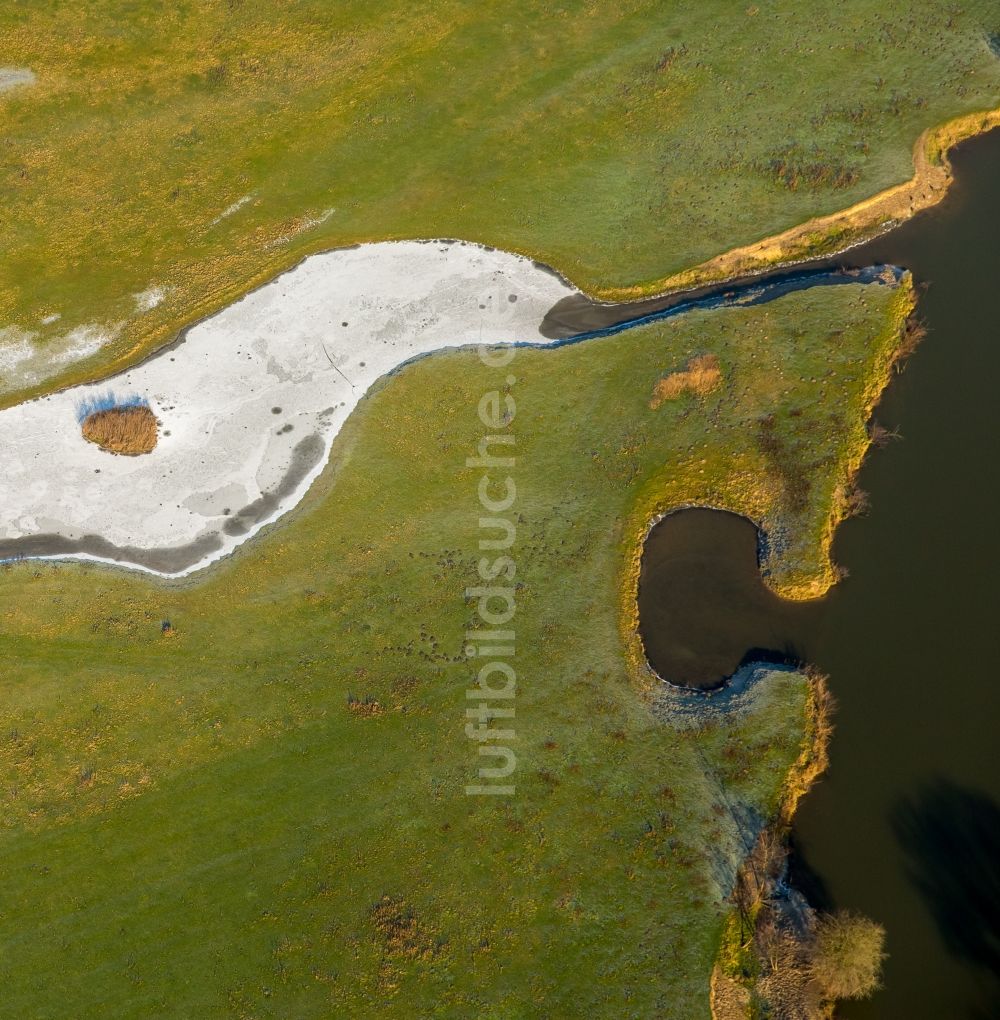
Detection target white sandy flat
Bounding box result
[0,240,575,575]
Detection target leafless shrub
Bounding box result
[894,315,928,369]
[841,485,870,518]
[869,420,901,447]
[809,910,887,1000]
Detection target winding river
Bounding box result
[0,242,897,577]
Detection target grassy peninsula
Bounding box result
[0,279,911,1016]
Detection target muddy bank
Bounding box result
[651,661,807,726]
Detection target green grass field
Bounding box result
[0,279,908,1016]
[1,0,997,399]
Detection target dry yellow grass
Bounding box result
[650,353,722,408]
[81,405,158,455]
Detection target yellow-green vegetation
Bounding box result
[650,353,722,407]
[1,0,997,400]
[0,280,906,1016]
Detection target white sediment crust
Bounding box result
[0,240,575,576]
[0,67,35,93]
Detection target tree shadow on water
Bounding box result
[785,828,834,913]
[892,779,1000,1019]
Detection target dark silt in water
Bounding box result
[636,127,1000,1017]
[222,433,325,537]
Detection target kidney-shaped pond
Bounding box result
[637,507,824,689]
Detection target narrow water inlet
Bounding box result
[541,263,903,341]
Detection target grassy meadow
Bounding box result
[0,280,909,1016]
[1,0,997,398]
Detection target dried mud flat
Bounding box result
[0,241,574,575]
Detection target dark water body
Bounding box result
[791,127,1000,1019]
[637,127,1000,1016]
[637,508,824,689]
[542,263,902,342]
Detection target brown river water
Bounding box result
[636,128,1000,1017]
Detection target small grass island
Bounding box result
[77,392,158,456]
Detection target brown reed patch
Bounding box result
[370,896,438,961]
[347,693,383,717]
[81,405,158,455]
[650,353,722,408]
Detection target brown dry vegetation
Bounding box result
[81,405,158,455]
[650,353,722,408]
[711,675,882,1020]
[370,896,439,962]
[347,693,384,717]
[369,895,443,998]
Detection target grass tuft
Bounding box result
[650,353,722,407]
[81,404,158,455]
